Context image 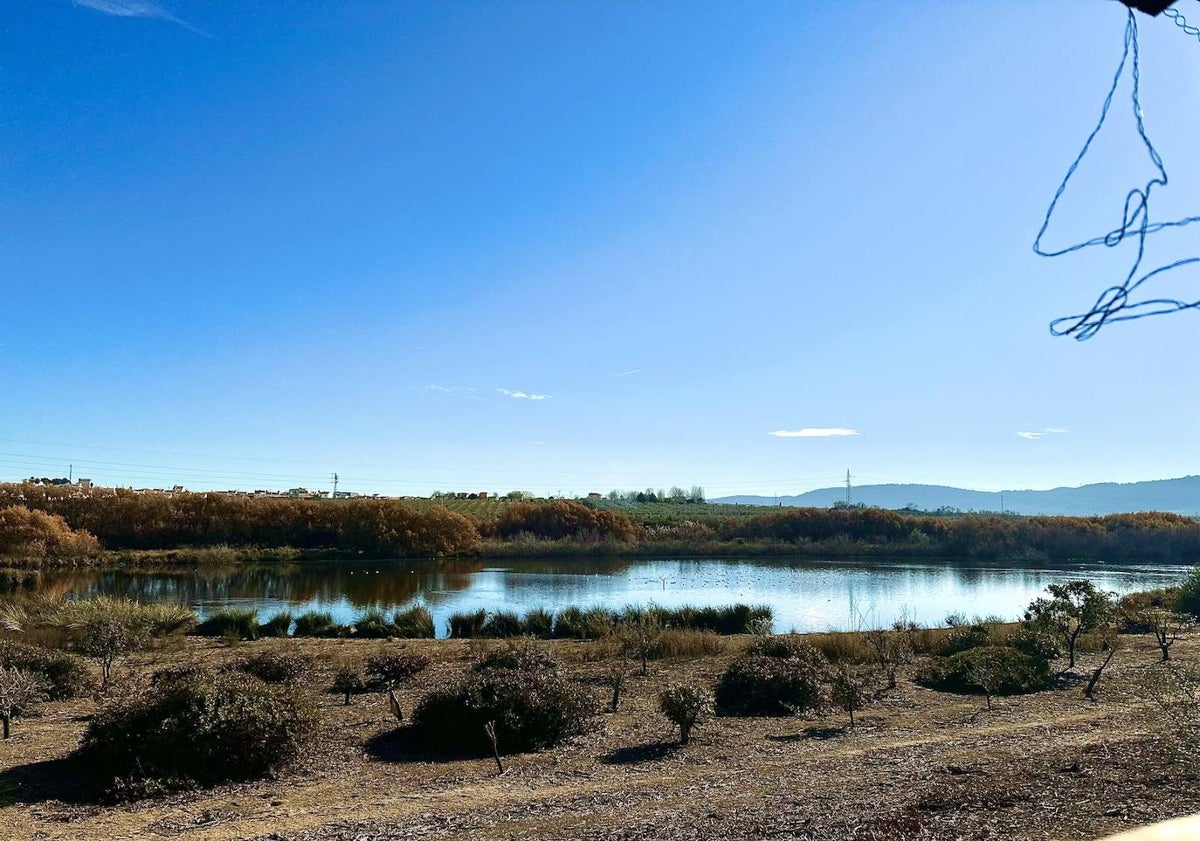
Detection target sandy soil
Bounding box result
[0,634,1196,841]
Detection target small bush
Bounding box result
[917,646,1052,696]
[1008,627,1061,661]
[293,610,342,638]
[480,611,524,638]
[258,611,293,638]
[936,624,992,656]
[353,607,396,639]
[646,603,771,635]
[551,606,617,640]
[1176,568,1200,619]
[392,605,435,639]
[749,634,813,659]
[52,597,193,688]
[828,663,874,725]
[522,608,554,639]
[0,639,90,699]
[0,666,45,739]
[196,608,260,641]
[333,668,365,704]
[412,666,598,754]
[580,606,617,638]
[659,684,710,745]
[472,640,558,674]
[716,653,827,717]
[448,608,487,639]
[234,651,312,685]
[364,652,430,690]
[77,671,316,793]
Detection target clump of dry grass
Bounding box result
[657,629,725,659]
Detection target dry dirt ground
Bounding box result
[1,633,1197,841]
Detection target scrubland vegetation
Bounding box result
[0,578,1197,839]
[7,483,1200,569]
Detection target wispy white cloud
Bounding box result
[498,388,549,401]
[769,428,860,438]
[71,0,205,33]
[1017,428,1068,440]
[613,368,642,377]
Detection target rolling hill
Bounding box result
[713,476,1200,517]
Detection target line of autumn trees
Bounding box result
[4,483,1200,562]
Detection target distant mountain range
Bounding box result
[713,476,1200,517]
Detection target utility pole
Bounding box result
[69,464,73,483]
[332,472,339,499]
[845,470,852,506]
[1000,493,1005,514]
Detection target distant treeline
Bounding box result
[2,483,1200,563]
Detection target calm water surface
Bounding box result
[34,556,1193,636]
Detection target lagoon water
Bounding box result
[33,556,1192,636]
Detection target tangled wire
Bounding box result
[1034,4,1200,340]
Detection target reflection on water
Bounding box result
[34,556,1192,637]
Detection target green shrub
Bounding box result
[0,639,90,699]
[412,664,598,754]
[936,624,992,656]
[644,603,771,635]
[233,651,312,685]
[392,605,435,639]
[658,683,710,745]
[364,652,430,690]
[917,646,1052,696]
[551,606,587,639]
[52,597,193,688]
[258,611,293,638]
[522,608,554,639]
[293,610,342,638]
[447,608,487,639]
[1176,568,1200,619]
[77,671,317,794]
[716,654,826,717]
[196,608,260,640]
[1008,627,1061,661]
[353,607,395,639]
[472,640,558,674]
[480,611,524,638]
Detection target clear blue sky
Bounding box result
[4,0,1200,498]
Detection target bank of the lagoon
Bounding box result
[31,556,1191,638]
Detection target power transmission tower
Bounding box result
[845,470,852,506]
[332,472,339,499]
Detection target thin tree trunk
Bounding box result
[484,721,504,774]
[2,714,9,740]
[1084,646,1118,700]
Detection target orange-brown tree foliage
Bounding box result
[489,500,641,542]
[0,485,479,557]
[0,505,101,560]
